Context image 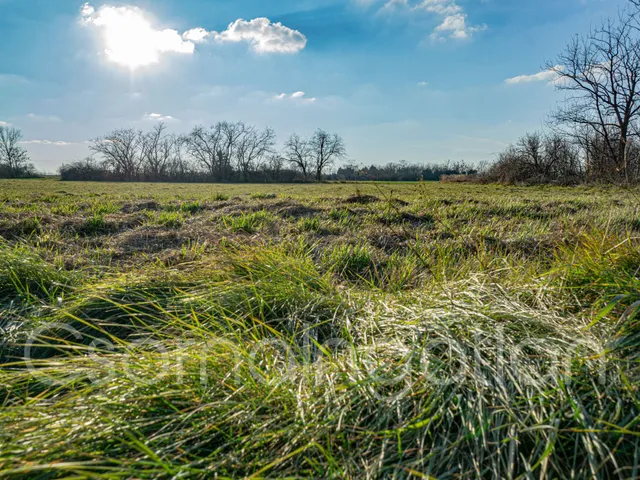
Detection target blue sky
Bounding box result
[0,0,629,172]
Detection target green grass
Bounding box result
[0,178,639,478]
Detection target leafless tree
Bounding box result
[486,132,582,184]
[234,126,276,181]
[167,136,192,179]
[0,126,32,178]
[547,3,640,183]
[140,122,178,180]
[183,125,224,180]
[90,128,143,180]
[284,133,313,180]
[183,122,248,180]
[309,129,347,181]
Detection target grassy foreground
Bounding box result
[0,179,639,479]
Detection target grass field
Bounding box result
[1,178,639,479]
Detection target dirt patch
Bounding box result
[345,194,380,205]
[367,233,409,252]
[269,201,322,218]
[112,228,185,255]
[121,201,159,213]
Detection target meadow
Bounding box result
[0,178,639,479]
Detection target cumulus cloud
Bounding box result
[418,0,463,15]
[272,91,317,103]
[370,0,485,41]
[182,27,211,43]
[431,13,486,40]
[143,113,176,121]
[187,18,307,54]
[81,3,195,67]
[0,121,11,127]
[80,4,307,66]
[505,67,562,85]
[417,81,428,87]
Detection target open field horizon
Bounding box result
[1,179,639,478]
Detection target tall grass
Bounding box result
[0,180,639,478]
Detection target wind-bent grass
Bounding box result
[0,179,639,478]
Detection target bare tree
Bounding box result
[284,133,313,180]
[235,126,276,181]
[139,123,177,180]
[167,136,192,180]
[183,122,248,180]
[547,4,640,183]
[90,128,143,180]
[0,126,32,178]
[309,129,347,181]
[183,125,223,180]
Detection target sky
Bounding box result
[0,0,630,172]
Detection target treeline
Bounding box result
[333,161,477,182]
[59,123,347,183]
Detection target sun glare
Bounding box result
[82,4,194,69]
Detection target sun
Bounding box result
[81,3,194,70]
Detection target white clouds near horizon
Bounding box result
[19,140,78,146]
[272,91,317,103]
[505,66,562,85]
[143,113,176,121]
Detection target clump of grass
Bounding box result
[78,213,115,236]
[297,216,321,233]
[212,193,230,201]
[156,211,184,229]
[12,216,42,236]
[379,252,421,291]
[91,201,120,215]
[0,242,73,304]
[325,243,377,281]
[222,210,272,234]
[51,203,79,216]
[556,232,640,308]
[251,192,277,199]
[179,201,204,214]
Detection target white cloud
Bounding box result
[143,112,176,121]
[81,4,307,66]
[272,91,317,103]
[182,27,211,43]
[0,121,11,127]
[370,0,485,41]
[431,13,486,40]
[80,3,195,68]
[27,113,62,122]
[210,18,307,54]
[20,140,77,146]
[383,0,461,15]
[417,81,428,87]
[505,66,561,85]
